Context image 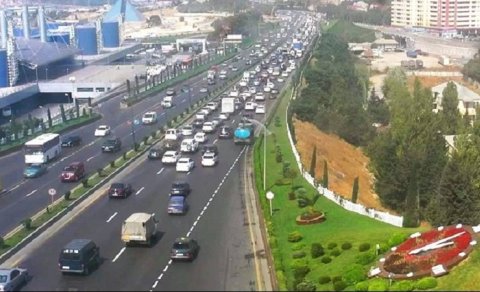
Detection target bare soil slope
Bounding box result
[293,119,391,212]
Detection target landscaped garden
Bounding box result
[252,85,480,291]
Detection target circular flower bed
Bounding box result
[375,225,477,279]
[296,211,325,225]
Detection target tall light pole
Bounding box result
[248,118,271,191]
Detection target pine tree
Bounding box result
[309,146,317,179]
[135,75,140,95]
[75,101,80,118]
[126,79,131,97]
[440,81,461,135]
[59,104,66,123]
[351,177,359,203]
[322,160,329,188]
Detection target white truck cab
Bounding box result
[161,96,173,108]
[165,128,179,141]
[180,138,199,153]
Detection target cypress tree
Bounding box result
[309,146,317,179]
[126,79,131,97]
[75,101,80,118]
[351,177,359,203]
[47,108,52,128]
[322,160,329,188]
[60,104,66,123]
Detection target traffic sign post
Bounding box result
[48,188,56,205]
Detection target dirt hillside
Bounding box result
[293,119,392,212]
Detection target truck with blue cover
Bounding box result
[234,120,255,145]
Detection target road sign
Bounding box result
[48,188,56,196]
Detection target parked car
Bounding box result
[23,164,47,178]
[58,239,100,275]
[201,152,219,167]
[108,182,133,198]
[61,135,82,147]
[170,237,199,261]
[170,181,191,196]
[218,126,233,139]
[148,146,165,160]
[176,157,195,172]
[219,112,230,121]
[166,88,176,96]
[101,137,121,153]
[168,196,188,215]
[162,151,180,165]
[60,162,85,182]
[0,268,29,291]
[94,125,111,137]
[199,87,209,93]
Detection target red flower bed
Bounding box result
[384,226,473,275]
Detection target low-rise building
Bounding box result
[432,81,480,123]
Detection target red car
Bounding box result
[107,182,133,199]
[60,162,85,182]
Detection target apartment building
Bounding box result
[391,0,480,32]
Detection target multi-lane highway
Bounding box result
[0,38,263,236]
[0,10,317,291]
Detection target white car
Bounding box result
[263,86,271,93]
[176,157,195,172]
[180,138,199,153]
[94,125,111,137]
[267,68,273,74]
[219,112,230,120]
[162,151,180,164]
[240,92,251,100]
[286,67,293,73]
[142,111,157,124]
[255,92,265,101]
[277,77,285,83]
[199,87,208,93]
[194,132,207,143]
[202,122,216,133]
[181,125,194,136]
[199,107,211,116]
[206,102,218,111]
[245,102,257,111]
[255,104,266,114]
[219,74,227,80]
[281,71,289,77]
[201,152,219,167]
[253,80,261,86]
[255,65,261,73]
[165,128,179,141]
[267,82,275,89]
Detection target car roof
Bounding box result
[174,237,192,244]
[178,157,190,161]
[63,238,95,250]
[164,150,177,154]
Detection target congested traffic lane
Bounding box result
[0,49,256,236]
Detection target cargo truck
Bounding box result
[221,97,235,114]
[121,213,158,247]
[234,120,255,145]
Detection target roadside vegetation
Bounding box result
[326,19,376,43]
[320,0,391,26]
[462,49,480,83]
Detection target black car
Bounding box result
[170,181,191,196]
[245,59,252,65]
[166,88,176,96]
[108,182,133,198]
[58,239,101,275]
[170,237,199,261]
[163,140,180,151]
[192,118,205,129]
[101,138,121,153]
[61,135,82,147]
[201,144,219,155]
[218,126,233,139]
[148,147,165,160]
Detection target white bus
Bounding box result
[24,133,62,164]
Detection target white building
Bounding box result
[432,81,480,122]
[391,0,480,33]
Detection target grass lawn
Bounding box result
[253,86,427,291]
[326,19,375,43]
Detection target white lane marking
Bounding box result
[163,265,169,273]
[88,141,95,146]
[232,119,235,124]
[112,247,126,263]
[25,189,38,197]
[9,184,20,192]
[182,99,186,103]
[106,212,118,223]
[60,157,67,162]
[135,187,145,196]
[187,171,191,175]
[152,281,158,289]
[86,155,96,162]
[156,168,165,175]
[213,139,218,144]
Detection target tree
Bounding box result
[135,75,140,95]
[75,101,80,118]
[322,160,329,188]
[309,146,317,179]
[351,177,359,203]
[147,15,161,27]
[47,108,52,128]
[440,81,461,135]
[60,104,66,123]
[126,79,131,97]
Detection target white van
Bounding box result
[142,111,157,124]
[161,96,173,108]
[180,138,199,153]
[165,128,179,141]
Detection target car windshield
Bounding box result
[173,242,190,250]
[60,251,81,261]
[0,275,7,283]
[172,182,186,188]
[111,183,124,189]
[169,197,184,204]
[63,166,76,171]
[204,153,215,159]
[144,113,154,118]
[98,126,107,130]
[28,165,41,170]
[164,153,174,157]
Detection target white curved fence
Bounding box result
[285,88,404,227]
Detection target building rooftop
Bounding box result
[104,0,145,22]
[15,38,79,68]
[432,81,480,103]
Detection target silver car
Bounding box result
[0,268,29,291]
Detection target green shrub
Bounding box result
[110,160,116,168]
[321,256,332,264]
[82,178,89,188]
[368,279,389,291]
[288,191,296,200]
[327,242,338,250]
[333,280,347,291]
[388,233,409,248]
[292,243,306,251]
[391,280,414,291]
[358,243,371,252]
[355,252,376,265]
[342,264,366,286]
[291,260,310,281]
[296,280,317,291]
[311,243,325,258]
[332,276,343,283]
[330,248,341,257]
[22,218,32,230]
[318,276,331,284]
[269,236,278,249]
[64,190,71,200]
[292,251,307,259]
[0,236,4,248]
[415,277,438,290]
[288,231,303,242]
[277,270,288,291]
[341,242,352,250]
[355,281,369,291]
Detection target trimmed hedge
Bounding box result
[318,276,331,285]
[291,260,311,281]
[292,242,306,251]
[330,248,341,257]
[391,280,415,291]
[327,242,338,250]
[355,281,369,291]
[321,256,332,264]
[368,278,389,291]
[333,280,347,291]
[332,276,343,283]
[296,280,317,291]
[341,242,352,250]
[358,243,371,252]
[388,232,409,248]
[415,277,438,290]
[342,264,367,286]
[288,231,303,242]
[311,243,325,258]
[293,251,307,259]
[355,252,376,265]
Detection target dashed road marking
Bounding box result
[156,168,164,175]
[135,187,145,196]
[213,139,218,144]
[112,247,126,263]
[106,212,118,223]
[9,184,20,192]
[25,189,37,197]
[86,155,96,162]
